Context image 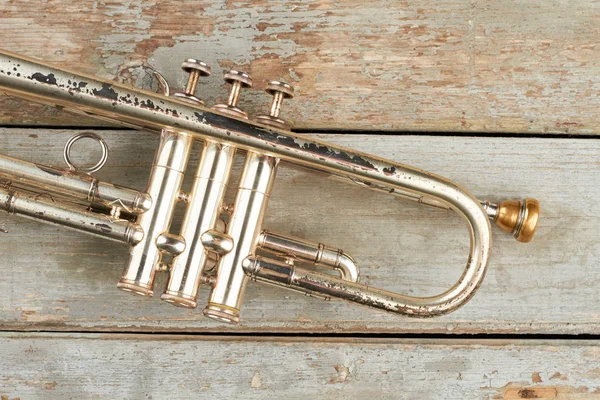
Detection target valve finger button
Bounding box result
[212,70,252,119]
[174,58,211,106]
[256,81,294,130]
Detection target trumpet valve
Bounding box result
[256,81,294,130]
[493,198,540,243]
[174,58,211,105]
[212,70,252,119]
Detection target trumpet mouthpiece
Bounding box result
[494,198,540,243]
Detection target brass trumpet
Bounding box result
[0,50,540,323]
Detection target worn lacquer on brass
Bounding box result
[0,50,540,322]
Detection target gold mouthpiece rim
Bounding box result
[495,198,540,243]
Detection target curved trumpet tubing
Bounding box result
[0,50,540,323]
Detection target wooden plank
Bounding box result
[0,128,598,334]
[1,1,599,134]
[1,333,600,399]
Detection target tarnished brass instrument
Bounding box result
[0,50,540,323]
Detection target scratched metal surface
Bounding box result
[0,129,597,335]
[0,1,599,133]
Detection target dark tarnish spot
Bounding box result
[141,99,155,109]
[194,111,206,122]
[303,143,376,169]
[95,223,113,234]
[92,83,118,101]
[140,99,164,112]
[201,112,377,169]
[203,112,300,148]
[68,81,87,94]
[383,166,396,175]
[31,72,58,86]
[119,95,133,105]
[36,165,63,177]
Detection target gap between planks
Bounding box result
[3,124,600,140]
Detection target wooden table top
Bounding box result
[1,1,599,398]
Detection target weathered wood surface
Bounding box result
[0,128,597,334]
[1,1,599,134]
[1,333,599,399]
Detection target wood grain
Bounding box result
[1,333,600,399]
[1,1,599,133]
[0,128,597,334]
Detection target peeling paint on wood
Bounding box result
[1,334,600,399]
[0,129,598,334]
[0,1,599,133]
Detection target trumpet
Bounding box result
[0,50,539,323]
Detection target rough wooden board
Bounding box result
[1,1,599,134]
[0,128,598,334]
[0,333,599,399]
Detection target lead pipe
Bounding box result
[0,187,143,245]
[0,154,151,213]
[242,256,454,317]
